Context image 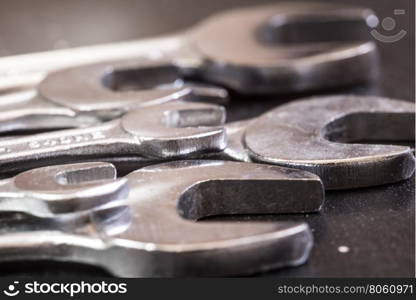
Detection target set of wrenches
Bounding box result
[0,3,414,277]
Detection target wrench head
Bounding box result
[121,101,227,157]
[9,162,128,215]
[101,160,322,276]
[244,95,415,189]
[188,3,378,94]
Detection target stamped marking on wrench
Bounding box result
[28,132,106,149]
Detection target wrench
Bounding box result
[0,161,324,277]
[0,101,226,174]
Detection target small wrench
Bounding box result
[2,96,413,190]
[0,101,226,174]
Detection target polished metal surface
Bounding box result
[0,79,228,134]
[0,0,413,279]
[244,95,415,189]
[189,2,378,94]
[5,95,411,189]
[0,59,229,134]
[0,161,324,277]
[0,2,412,278]
[0,101,226,174]
[0,162,128,219]
[0,2,378,135]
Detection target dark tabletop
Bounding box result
[0,0,414,277]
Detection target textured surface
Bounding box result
[0,0,414,277]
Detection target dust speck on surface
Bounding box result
[338,245,350,253]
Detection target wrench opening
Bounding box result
[258,16,373,45]
[101,64,184,91]
[322,112,415,143]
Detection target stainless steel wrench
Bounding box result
[0,161,324,277]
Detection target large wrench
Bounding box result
[0,161,324,277]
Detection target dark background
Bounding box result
[0,0,414,277]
